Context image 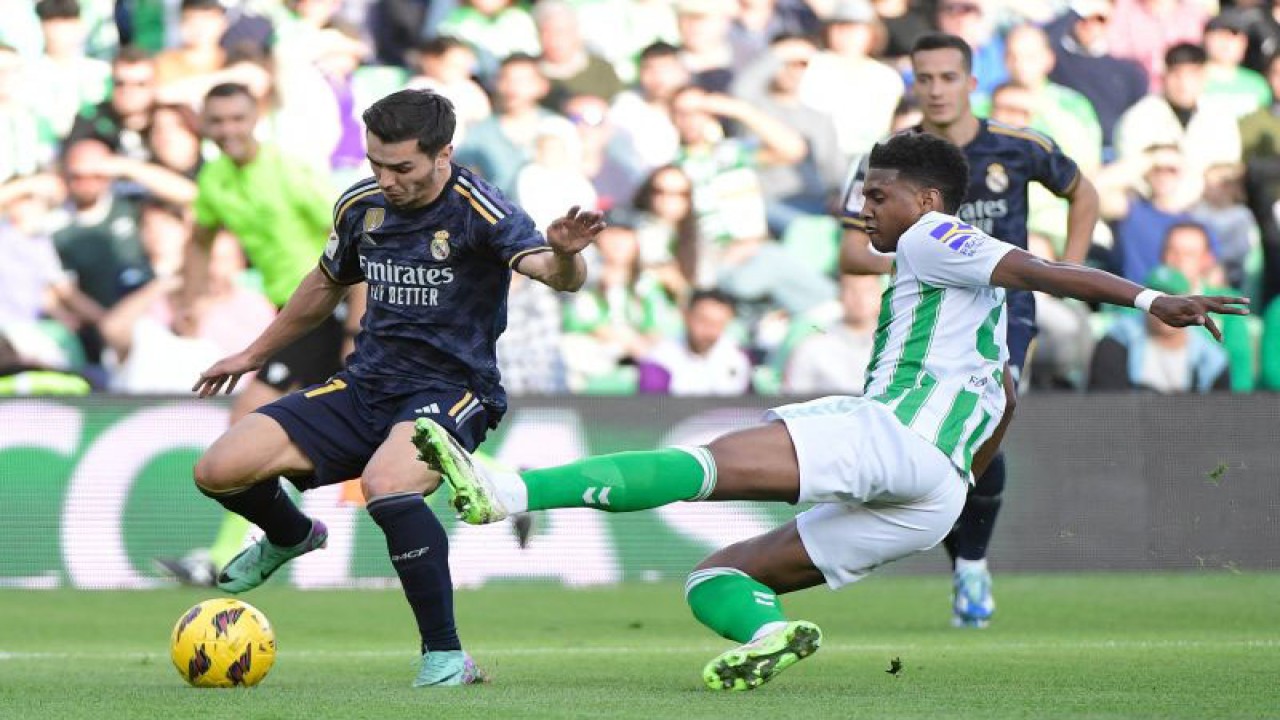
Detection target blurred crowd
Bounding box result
[3,0,1280,397]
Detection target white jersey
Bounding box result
[863,211,1015,474]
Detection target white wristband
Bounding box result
[1133,289,1165,313]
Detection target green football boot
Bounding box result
[412,418,508,524]
[702,620,823,691]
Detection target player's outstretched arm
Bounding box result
[838,228,894,275]
[989,249,1250,341]
[518,205,606,292]
[192,266,348,397]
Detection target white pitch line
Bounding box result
[1,638,1276,662]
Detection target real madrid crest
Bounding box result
[430,230,451,261]
[985,163,1009,193]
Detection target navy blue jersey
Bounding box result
[841,121,1081,336]
[319,165,551,412]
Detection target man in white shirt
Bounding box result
[638,288,751,395]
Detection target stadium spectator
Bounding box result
[564,220,679,387]
[101,232,274,393]
[369,0,433,67]
[729,0,821,62]
[436,0,540,81]
[407,36,492,139]
[732,33,844,237]
[562,93,644,210]
[871,0,934,67]
[1202,10,1271,119]
[513,115,598,232]
[154,0,229,92]
[1087,265,1231,392]
[1109,144,1211,283]
[52,138,151,313]
[0,173,101,344]
[637,288,751,395]
[0,45,53,184]
[608,41,686,173]
[998,24,1103,173]
[1239,49,1280,308]
[1190,162,1260,293]
[933,0,1006,102]
[675,0,740,93]
[1106,0,1207,91]
[147,103,202,178]
[496,273,569,395]
[781,273,880,394]
[28,0,112,140]
[1157,220,1256,392]
[534,1,625,107]
[67,46,159,163]
[800,0,903,161]
[1044,0,1148,161]
[456,54,556,196]
[1113,43,1241,187]
[631,164,699,299]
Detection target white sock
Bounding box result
[751,621,789,642]
[955,557,988,574]
[491,467,528,514]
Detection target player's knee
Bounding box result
[193,450,243,494]
[359,470,421,502]
[694,543,751,574]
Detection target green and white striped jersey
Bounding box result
[863,211,1015,475]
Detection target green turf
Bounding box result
[1,573,1277,719]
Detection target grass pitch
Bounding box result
[1,573,1276,719]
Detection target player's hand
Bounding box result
[1150,295,1250,342]
[546,205,606,255]
[192,350,263,398]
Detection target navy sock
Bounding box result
[944,452,1006,563]
[367,493,460,653]
[200,479,312,548]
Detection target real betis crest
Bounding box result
[430,230,451,260]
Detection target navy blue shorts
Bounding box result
[256,372,498,489]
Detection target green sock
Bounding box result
[521,447,715,512]
[685,568,787,643]
[208,512,252,569]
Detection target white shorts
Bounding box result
[766,396,968,589]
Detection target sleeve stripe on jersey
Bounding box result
[508,245,552,268]
[987,123,1054,153]
[455,176,509,221]
[333,187,384,229]
[332,178,379,226]
[316,259,363,286]
[841,216,867,229]
[452,185,499,224]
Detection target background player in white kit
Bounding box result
[413,132,1248,691]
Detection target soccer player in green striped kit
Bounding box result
[415,131,1247,691]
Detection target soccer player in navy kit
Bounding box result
[839,33,1100,627]
[190,89,605,686]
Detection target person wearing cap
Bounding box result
[1043,0,1148,160]
[1202,10,1271,119]
[800,0,904,160]
[1087,265,1231,392]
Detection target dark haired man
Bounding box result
[415,130,1245,691]
[841,32,1100,628]
[190,89,606,687]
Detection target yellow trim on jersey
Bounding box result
[452,185,498,225]
[448,391,474,417]
[332,179,378,225]
[507,245,552,269]
[333,187,384,229]
[1058,170,1081,198]
[987,123,1054,153]
[317,259,362,286]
